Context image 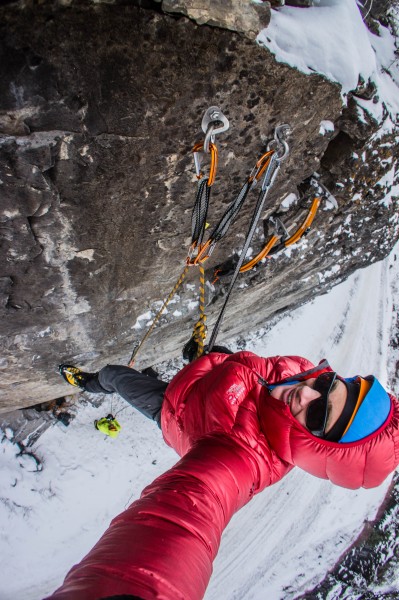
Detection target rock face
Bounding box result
[298,472,399,599]
[0,1,398,412]
[162,0,271,39]
[370,0,393,20]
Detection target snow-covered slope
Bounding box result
[257,0,399,121]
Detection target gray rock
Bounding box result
[297,471,399,599]
[370,0,393,19]
[162,0,271,39]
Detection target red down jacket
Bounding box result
[47,351,399,600]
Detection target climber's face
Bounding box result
[270,372,347,437]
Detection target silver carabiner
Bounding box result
[261,152,280,191]
[203,122,216,155]
[202,106,229,153]
[267,124,291,161]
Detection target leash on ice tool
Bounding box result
[128,107,229,368]
[238,196,321,272]
[214,174,338,277]
[198,124,292,356]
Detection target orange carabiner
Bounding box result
[249,150,275,185]
[186,239,212,266]
[283,197,321,247]
[239,196,322,272]
[192,142,218,187]
[239,234,279,273]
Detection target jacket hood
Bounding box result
[260,360,399,489]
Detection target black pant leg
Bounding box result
[84,375,113,395]
[97,365,167,427]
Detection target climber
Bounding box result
[49,351,399,600]
[59,345,234,430]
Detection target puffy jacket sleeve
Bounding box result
[46,434,289,600]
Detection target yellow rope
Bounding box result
[192,262,207,359]
[128,265,189,367]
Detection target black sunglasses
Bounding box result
[305,372,337,437]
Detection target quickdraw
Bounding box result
[187,150,275,266]
[187,126,290,267]
[183,124,291,361]
[205,130,291,354]
[214,177,338,279]
[184,107,230,359]
[129,107,229,367]
[187,107,228,266]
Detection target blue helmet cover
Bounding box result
[339,376,391,443]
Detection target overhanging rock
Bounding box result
[161,0,271,39]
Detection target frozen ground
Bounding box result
[1,241,398,600]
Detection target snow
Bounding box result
[280,192,297,210]
[132,309,153,329]
[377,162,399,207]
[257,0,399,119]
[1,241,399,600]
[0,405,177,600]
[319,119,335,135]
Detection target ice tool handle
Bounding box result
[202,106,230,154]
